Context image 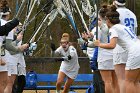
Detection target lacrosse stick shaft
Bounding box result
[25,1,54,27]
[36,26,48,43]
[95,0,99,40]
[15,0,19,13]
[29,14,50,43]
[15,0,26,18]
[62,8,82,38]
[73,0,89,33]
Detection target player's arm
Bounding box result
[94,37,117,49]
[0,18,19,36]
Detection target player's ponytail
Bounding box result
[110,5,117,12]
[99,3,108,19]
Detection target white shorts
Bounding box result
[17,66,26,76]
[0,65,7,72]
[60,68,79,79]
[7,65,17,76]
[113,51,128,65]
[98,59,114,70]
[126,55,140,70]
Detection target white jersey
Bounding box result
[110,24,140,69]
[117,7,137,33]
[97,23,113,62]
[110,24,140,55]
[3,27,15,65]
[55,46,80,72]
[114,7,137,54]
[0,19,8,72]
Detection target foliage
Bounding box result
[5,0,140,57]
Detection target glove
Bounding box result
[67,55,72,60]
[55,55,72,62]
[80,44,87,50]
[50,43,56,51]
[29,42,37,51]
[55,58,64,61]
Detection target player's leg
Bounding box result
[135,70,140,93]
[112,70,120,93]
[4,65,17,93]
[125,69,140,93]
[56,71,66,93]
[0,71,8,93]
[100,70,114,93]
[114,64,125,93]
[4,75,16,93]
[62,77,74,93]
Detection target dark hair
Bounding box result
[106,5,120,24]
[0,0,8,8]
[0,0,10,13]
[99,4,108,19]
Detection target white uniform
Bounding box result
[97,22,114,70]
[109,24,140,70]
[113,7,138,65]
[117,7,137,33]
[86,28,96,59]
[17,41,26,76]
[3,29,18,76]
[0,19,8,72]
[55,46,80,79]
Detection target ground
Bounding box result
[23,90,86,93]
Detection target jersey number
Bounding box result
[124,18,134,31]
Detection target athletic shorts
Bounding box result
[113,51,128,65]
[60,68,79,79]
[0,65,7,72]
[98,59,114,70]
[7,65,17,76]
[17,66,26,76]
[126,55,140,70]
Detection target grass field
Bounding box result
[23,90,86,93]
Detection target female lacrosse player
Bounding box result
[80,4,119,93]
[0,1,28,93]
[94,5,140,93]
[53,36,80,93]
[97,4,119,93]
[0,17,9,93]
[111,1,138,93]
